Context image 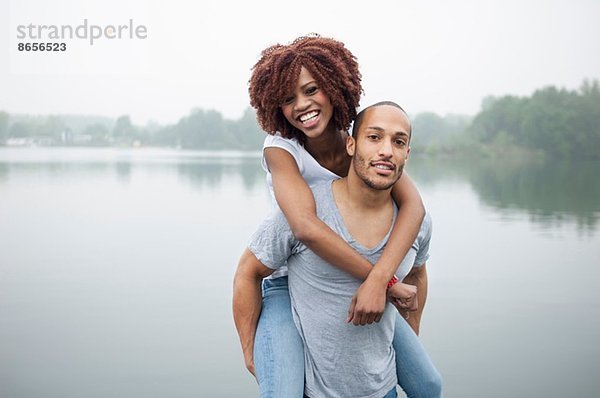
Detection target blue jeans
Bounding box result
[393,312,443,397]
[254,276,305,398]
[254,276,442,398]
[383,387,398,398]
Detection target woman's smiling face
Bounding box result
[280,66,335,139]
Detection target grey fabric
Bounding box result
[249,181,403,398]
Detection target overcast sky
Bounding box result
[2,0,599,125]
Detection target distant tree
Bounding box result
[9,122,32,138]
[572,79,600,158]
[468,95,526,144]
[410,112,470,154]
[177,108,237,149]
[39,115,67,141]
[480,96,498,111]
[152,124,178,147]
[466,79,600,158]
[84,123,110,145]
[112,115,137,142]
[231,107,265,150]
[412,112,448,152]
[520,86,578,155]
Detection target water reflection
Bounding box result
[1,148,597,231]
[0,161,114,179]
[0,163,8,182]
[115,162,133,182]
[0,148,266,193]
[409,157,599,231]
[469,158,597,231]
[176,158,264,192]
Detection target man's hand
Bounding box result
[388,282,418,314]
[346,277,387,326]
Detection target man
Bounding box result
[234,102,435,397]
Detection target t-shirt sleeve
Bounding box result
[261,134,302,173]
[414,213,433,267]
[247,209,297,270]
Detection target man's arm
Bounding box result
[401,264,428,335]
[232,248,275,376]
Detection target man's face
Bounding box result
[347,105,411,190]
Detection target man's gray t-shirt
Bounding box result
[249,180,433,398]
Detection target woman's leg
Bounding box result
[254,276,305,398]
[394,315,443,398]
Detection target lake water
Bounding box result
[0,147,598,397]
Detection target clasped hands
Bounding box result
[346,276,417,326]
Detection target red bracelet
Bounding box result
[387,275,399,290]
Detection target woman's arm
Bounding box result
[363,173,425,287]
[348,173,425,319]
[265,147,388,325]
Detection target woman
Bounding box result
[240,34,442,397]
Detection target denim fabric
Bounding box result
[254,277,304,398]
[393,315,443,398]
[383,387,399,398]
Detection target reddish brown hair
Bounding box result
[248,34,363,141]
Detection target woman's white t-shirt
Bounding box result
[261,134,340,279]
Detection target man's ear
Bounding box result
[346,136,356,156]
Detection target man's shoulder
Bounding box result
[311,179,334,195]
[411,212,432,266]
[414,212,432,245]
[311,180,339,217]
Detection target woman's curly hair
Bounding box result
[249,34,363,141]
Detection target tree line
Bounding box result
[467,79,600,158]
[0,108,264,150]
[1,79,598,158]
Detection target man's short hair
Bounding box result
[351,101,411,139]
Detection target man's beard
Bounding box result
[353,152,404,191]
